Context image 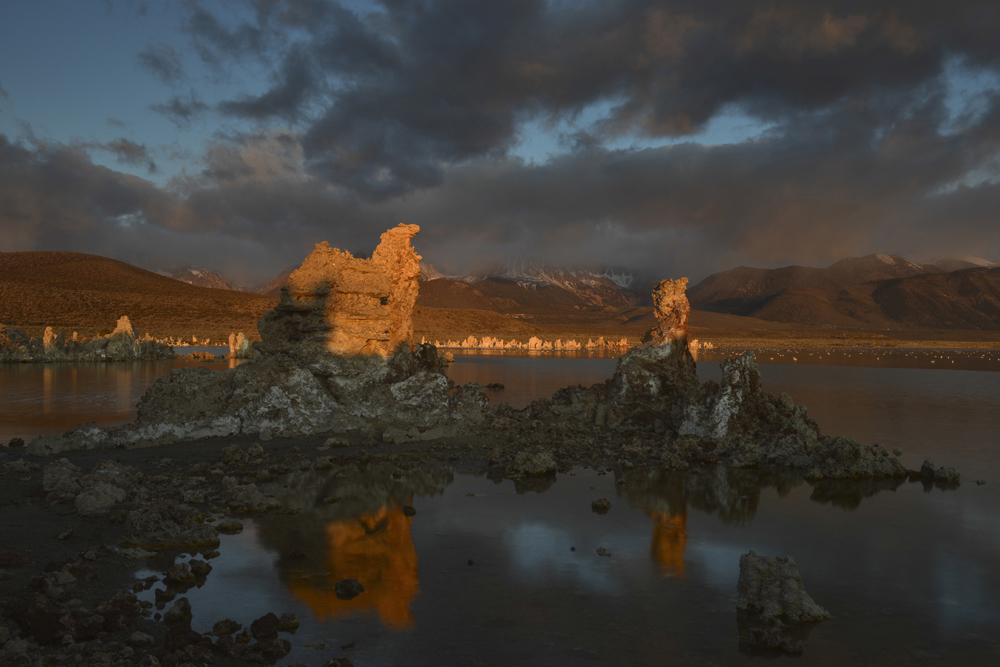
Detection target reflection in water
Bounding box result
[255,463,452,632]
[648,511,687,578]
[288,502,419,630]
[0,358,245,442]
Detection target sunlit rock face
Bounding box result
[258,224,422,360]
[604,277,699,429]
[645,278,691,346]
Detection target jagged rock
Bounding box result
[228,331,253,359]
[42,459,83,504]
[215,518,244,534]
[226,483,281,512]
[165,563,195,586]
[128,631,155,647]
[258,224,421,359]
[119,501,220,550]
[736,550,830,625]
[74,482,126,515]
[277,613,300,631]
[513,448,557,476]
[334,578,365,600]
[164,597,193,624]
[189,559,212,577]
[250,612,279,639]
[19,227,921,485]
[212,619,242,636]
[806,437,906,480]
[221,444,249,466]
[591,498,612,514]
[644,278,691,345]
[0,637,30,665]
[0,459,39,474]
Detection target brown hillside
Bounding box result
[689,254,936,312]
[871,268,1000,329]
[0,251,277,341]
[702,267,1000,330]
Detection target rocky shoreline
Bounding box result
[0,317,175,364]
[22,225,937,486]
[0,426,967,665]
[0,224,967,663]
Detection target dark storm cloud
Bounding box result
[176,0,1000,200]
[151,92,208,127]
[101,138,158,174]
[136,41,184,84]
[218,45,315,120]
[183,3,266,66]
[0,133,378,283]
[11,1,1000,283]
[0,81,8,99]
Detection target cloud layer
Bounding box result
[2,0,999,283]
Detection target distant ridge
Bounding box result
[0,251,277,340]
[169,266,238,291]
[690,255,1000,329]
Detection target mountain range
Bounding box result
[173,251,1000,330]
[6,248,999,337]
[688,254,1000,329]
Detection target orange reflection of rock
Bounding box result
[288,503,419,630]
[649,511,687,578]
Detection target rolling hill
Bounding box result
[0,251,277,341]
[692,262,1000,330]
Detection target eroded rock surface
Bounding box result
[737,550,830,625]
[257,224,421,360]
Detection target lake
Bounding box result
[2,348,999,664]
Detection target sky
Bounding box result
[1,0,999,285]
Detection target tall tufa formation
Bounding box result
[645,278,691,345]
[609,277,698,422]
[257,224,422,359]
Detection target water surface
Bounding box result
[2,349,998,663]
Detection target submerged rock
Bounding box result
[334,578,365,600]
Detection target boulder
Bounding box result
[736,550,830,625]
[74,482,126,515]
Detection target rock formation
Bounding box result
[0,316,174,363]
[25,225,916,484]
[645,278,691,345]
[227,332,252,359]
[736,550,830,625]
[257,224,421,361]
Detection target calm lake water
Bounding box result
[3,349,999,664]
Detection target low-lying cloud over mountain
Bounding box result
[1,1,999,284]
